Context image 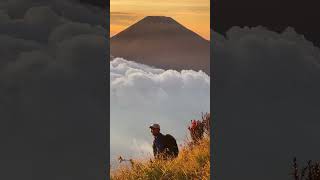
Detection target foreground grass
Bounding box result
[111,137,210,180]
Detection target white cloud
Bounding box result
[110,57,210,162]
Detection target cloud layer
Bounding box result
[0,1,107,179]
[110,58,210,164]
[213,26,320,180]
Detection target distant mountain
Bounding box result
[111,16,210,74]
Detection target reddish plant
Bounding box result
[188,113,211,143]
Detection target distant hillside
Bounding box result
[111,16,210,74]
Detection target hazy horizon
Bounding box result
[110,16,210,41]
[110,0,210,39]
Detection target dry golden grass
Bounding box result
[111,136,210,180]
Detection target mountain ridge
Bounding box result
[110,16,210,74]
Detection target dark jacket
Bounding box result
[152,133,167,159]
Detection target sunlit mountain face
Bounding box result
[111,16,210,74]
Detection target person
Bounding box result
[149,123,179,160]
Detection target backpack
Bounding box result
[164,134,179,158]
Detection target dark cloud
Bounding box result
[0,0,108,179]
[78,0,106,8]
[212,26,320,180]
[212,0,320,45]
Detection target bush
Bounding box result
[188,112,211,143]
[292,157,320,180]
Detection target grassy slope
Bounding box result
[111,137,210,180]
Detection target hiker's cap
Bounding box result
[149,123,160,129]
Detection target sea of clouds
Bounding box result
[212,26,320,180]
[0,1,107,179]
[110,57,210,164]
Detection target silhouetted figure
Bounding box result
[149,123,179,160]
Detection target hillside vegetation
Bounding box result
[111,113,211,180]
[291,158,320,180]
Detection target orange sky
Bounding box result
[110,0,210,40]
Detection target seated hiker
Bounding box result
[149,123,179,160]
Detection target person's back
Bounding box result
[163,134,179,158]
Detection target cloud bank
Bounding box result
[213,26,320,180]
[0,0,107,179]
[110,58,210,164]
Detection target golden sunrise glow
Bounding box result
[110,0,210,40]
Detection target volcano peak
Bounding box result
[139,16,176,24]
[111,16,210,74]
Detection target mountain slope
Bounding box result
[111,16,210,74]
